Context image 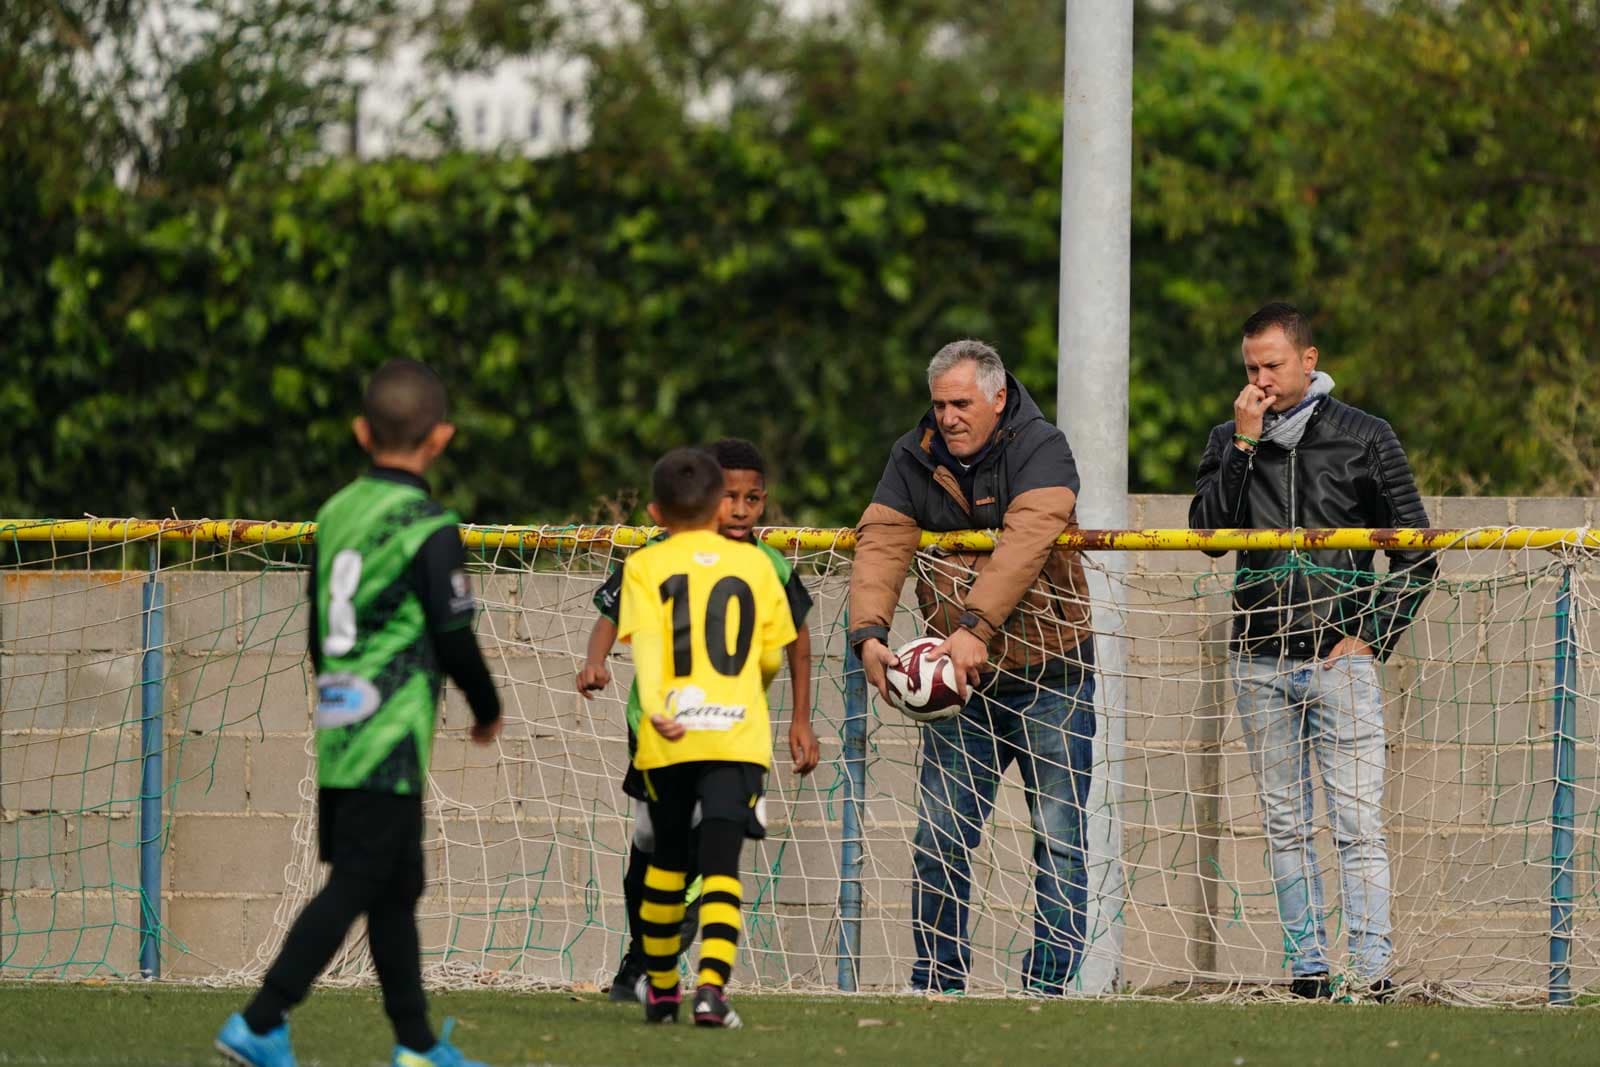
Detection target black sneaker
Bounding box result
[1290,973,1333,999]
[1369,977,1397,1003]
[692,984,743,1029]
[643,983,681,1024]
[608,955,647,1004]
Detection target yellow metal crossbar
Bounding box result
[1,519,1597,552]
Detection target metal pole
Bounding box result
[836,628,868,991]
[1059,2,1133,994]
[138,568,166,978]
[1550,566,1576,1005]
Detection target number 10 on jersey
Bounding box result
[659,573,755,678]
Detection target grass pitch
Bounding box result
[2,982,1596,1066]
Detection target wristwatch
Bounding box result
[956,610,983,633]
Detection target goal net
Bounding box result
[1,518,1595,1003]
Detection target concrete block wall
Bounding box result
[2,496,1597,997]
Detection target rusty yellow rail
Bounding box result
[2,519,1597,552]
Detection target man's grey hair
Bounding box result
[927,339,1006,402]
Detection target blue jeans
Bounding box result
[909,673,1096,994]
[1232,655,1393,980]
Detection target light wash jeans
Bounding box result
[1232,654,1392,980]
[909,673,1096,994]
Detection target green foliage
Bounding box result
[1129,23,1332,490]
[17,123,1069,522]
[2,1,1596,523]
[1309,0,1600,493]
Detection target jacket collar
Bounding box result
[1259,395,1338,452]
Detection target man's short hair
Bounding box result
[1242,302,1314,352]
[651,447,726,524]
[927,339,1006,402]
[707,438,765,479]
[363,359,448,450]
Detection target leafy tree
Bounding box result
[1309,0,1600,493]
[1128,22,1335,489]
[4,0,1596,526]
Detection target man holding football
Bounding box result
[847,339,1099,996]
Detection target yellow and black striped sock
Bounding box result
[696,874,743,988]
[640,865,687,992]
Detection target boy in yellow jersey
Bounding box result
[617,447,798,1028]
[578,438,818,1003]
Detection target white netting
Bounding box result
[2,523,1596,1003]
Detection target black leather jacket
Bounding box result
[1189,396,1437,662]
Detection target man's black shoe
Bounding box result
[1290,973,1333,999]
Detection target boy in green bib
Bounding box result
[218,360,501,1067]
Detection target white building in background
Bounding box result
[345,42,591,158]
[343,0,851,158]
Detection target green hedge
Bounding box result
[5,6,1595,523]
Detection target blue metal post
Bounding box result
[138,569,166,978]
[1550,566,1576,1005]
[836,631,868,991]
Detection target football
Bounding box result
[883,636,964,723]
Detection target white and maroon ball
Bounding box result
[884,637,964,723]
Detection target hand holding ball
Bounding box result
[883,637,964,723]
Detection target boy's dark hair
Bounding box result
[707,437,765,478]
[651,447,725,524]
[363,359,449,450]
[1241,302,1313,351]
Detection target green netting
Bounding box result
[2,528,1596,1004]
